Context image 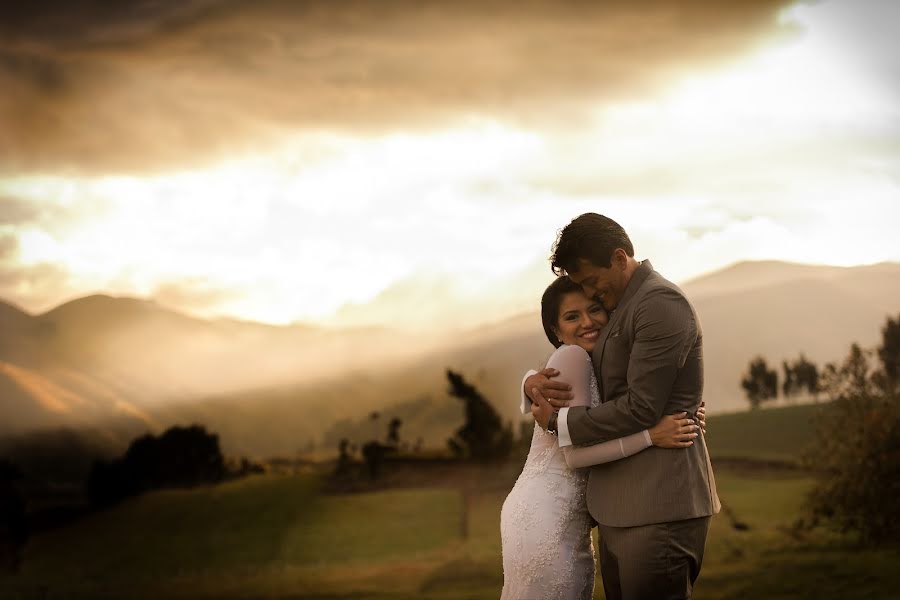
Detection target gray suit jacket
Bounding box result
[566,260,720,527]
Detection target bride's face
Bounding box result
[553,291,609,353]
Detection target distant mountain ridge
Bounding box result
[1,261,898,456]
[0,292,439,448]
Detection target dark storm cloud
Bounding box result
[0,0,792,174]
[0,0,231,50]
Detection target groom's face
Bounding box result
[567,254,629,311]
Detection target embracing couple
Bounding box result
[500,213,721,600]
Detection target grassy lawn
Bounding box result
[2,472,472,599]
[703,403,821,464]
[2,465,898,599]
[1,404,897,599]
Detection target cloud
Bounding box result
[0,234,17,260]
[0,195,45,225]
[0,261,72,312]
[326,257,555,331]
[151,278,242,315]
[788,0,900,92]
[0,0,793,174]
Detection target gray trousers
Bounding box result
[597,516,710,600]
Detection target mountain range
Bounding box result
[1,260,898,457]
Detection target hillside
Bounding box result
[0,294,445,442]
[684,261,900,411]
[703,402,820,464]
[1,261,897,456]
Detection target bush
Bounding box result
[88,424,225,507]
[803,343,900,545]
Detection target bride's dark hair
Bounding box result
[540,276,585,348]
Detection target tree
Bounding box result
[361,441,387,481]
[782,360,795,400]
[741,356,778,409]
[335,438,353,477]
[445,369,512,461]
[387,417,403,447]
[877,313,900,393]
[88,424,225,507]
[783,354,819,401]
[0,460,27,573]
[803,342,900,545]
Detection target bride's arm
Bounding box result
[519,370,539,415]
[546,345,666,469]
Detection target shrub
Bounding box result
[803,343,900,545]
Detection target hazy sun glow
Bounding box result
[1,0,898,329]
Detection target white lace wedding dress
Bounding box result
[499,344,654,600]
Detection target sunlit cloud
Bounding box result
[0,0,897,328]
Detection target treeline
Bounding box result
[741,314,900,409]
[741,354,820,408]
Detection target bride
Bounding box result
[499,276,704,600]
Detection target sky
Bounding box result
[1,0,898,330]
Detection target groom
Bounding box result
[526,213,720,600]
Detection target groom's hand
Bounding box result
[524,369,574,409]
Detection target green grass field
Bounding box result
[703,402,821,464]
[1,404,897,599]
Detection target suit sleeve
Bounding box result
[564,287,698,445]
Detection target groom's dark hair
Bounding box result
[550,213,634,276]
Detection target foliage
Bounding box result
[878,313,900,392]
[361,440,390,480]
[741,356,779,409]
[803,339,900,546]
[87,424,225,507]
[445,370,512,461]
[335,438,353,476]
[387,417,403,446]
[782,354,819,400]
[0,459,27,573]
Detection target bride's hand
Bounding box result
[649,413,699,448]
[696,401,707,434]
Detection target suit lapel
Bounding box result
[591,260,655,403]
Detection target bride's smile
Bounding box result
[552,292,609,353]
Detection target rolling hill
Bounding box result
[1,261,897,457]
